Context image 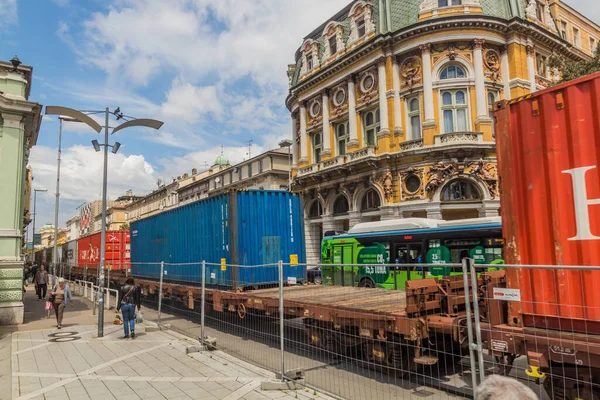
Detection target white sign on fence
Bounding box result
[210,273,216,279]
[493,287,521,301]
[287,277,297,285]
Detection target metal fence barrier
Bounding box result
[56,259,600,400]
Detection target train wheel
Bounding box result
[237,303,247,319]
[366,341,388,365]
[305,326,331,349]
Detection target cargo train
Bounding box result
[131,74,600,400]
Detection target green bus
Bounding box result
[320,217,504,289]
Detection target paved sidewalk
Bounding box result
[4,286,334,400]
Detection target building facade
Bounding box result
[0,58,42,324]
[178,148,292,205]
[287,0,600,263]
[65,215,80,242]
[125,181,180,223]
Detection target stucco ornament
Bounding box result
[400,56,422,88]
[484,49,501,81]
[381,171,394,202]
[544,4,558,32]
[426,162,455,200]
[469,158,499,199]
[525,0,538,21]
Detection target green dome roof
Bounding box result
[214,153,229,166]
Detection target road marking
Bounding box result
[14,342,170,400]
[221,380,262,400]
[13,371,263,383]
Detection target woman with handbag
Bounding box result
[117,278,141,338]
[49,278,73,329]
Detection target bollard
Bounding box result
[461,258,478,393]
[157,261,164,325]
[200,261,206,345]
[278,260,285,382]
[469,259,486,384]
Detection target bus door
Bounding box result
[393,242,423,289]
[332,245,354,286]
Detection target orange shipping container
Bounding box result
[495,72,600,334]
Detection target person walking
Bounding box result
[117,278,141,339]
[34,265,49,300]
[49,278,73,329]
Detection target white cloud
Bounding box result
[0,0,17,29]
[29,144,156,203]
[161,79,223,124]
[64,0,349,87]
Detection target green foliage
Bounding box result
[549,48,600,84]
[119,223,130,230]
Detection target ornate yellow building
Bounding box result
[286,0,600,263]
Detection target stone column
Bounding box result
[420,44,436,144]
[348,211,362,229]
[500,46,511,100]
[473,39,488,119]
[347,76,359,148]
[392,56,403,135]
[527,44,537,93]
[291,113,298,168]
[474,39,493,141]
[0,113,26,325]
[377,59,390,136]
[321,90,331,156]
[299,102,308,164]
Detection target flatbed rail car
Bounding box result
[136,270,505,370]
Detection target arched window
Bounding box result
[407,97,421,140]
[442,90,468,133]
[440,65,466,80]
[361,189,381,211]
[335,122,348,156]
[363,109,380,146]
[441,180,482,201]
[438,0,462,7]
[309,201,323,218]
[313,133,322,163]
[333,196,350,215]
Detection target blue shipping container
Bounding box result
[131,191,306,289]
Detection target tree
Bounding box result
[119,223,130,230]
[549,48,600,84]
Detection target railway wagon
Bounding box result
[492,72,600,399]
[61,239,78,278]
[131,190,306,290]
[74,230,131,285]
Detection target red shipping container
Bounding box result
[495,72,600,333]
[77,230,130,270]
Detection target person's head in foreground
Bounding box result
[475,375,538,400]
[58,277,65,288]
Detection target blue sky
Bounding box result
[1,0,598,233]
[1,0,350,231]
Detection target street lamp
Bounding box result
[31,188,48,266]
[278,139,293,192]
[45,105,163,337]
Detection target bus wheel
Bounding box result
[359,278,375,288]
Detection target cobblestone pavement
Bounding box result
[10,324,333,400]
[3,286,334,400]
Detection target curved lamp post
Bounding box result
[45,106,163,337]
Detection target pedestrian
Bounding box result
[117,277,141,339]
[475,375,538,400]
[34,265,49,300]
[49,277,73,329]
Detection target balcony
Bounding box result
[433,132,484,146]
[296,134,489,179]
